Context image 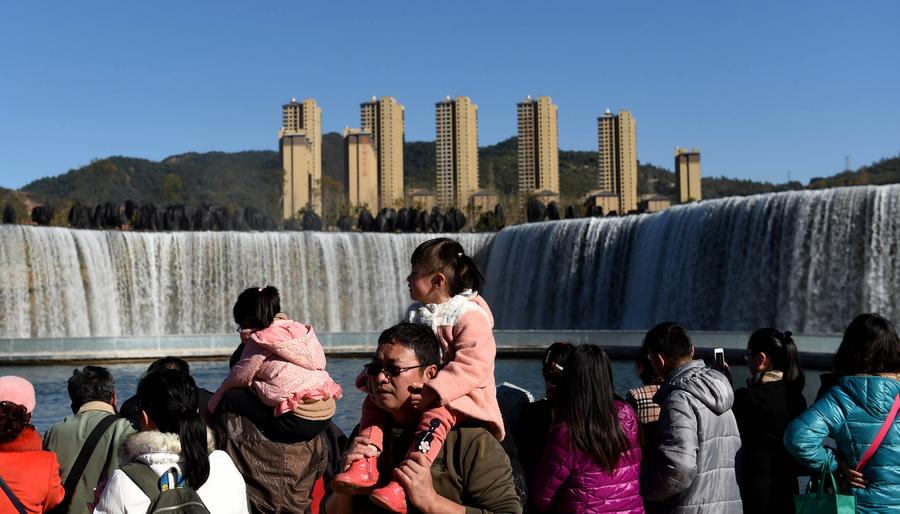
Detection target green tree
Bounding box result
[162,173,184,205]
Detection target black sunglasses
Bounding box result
[364,363,426,379]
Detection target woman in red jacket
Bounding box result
[0,376,65,513]
[530,345,644,513]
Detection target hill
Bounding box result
[11,135,900,225]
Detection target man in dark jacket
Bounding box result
[641,322,743,514]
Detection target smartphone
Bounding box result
[714,348,726,368]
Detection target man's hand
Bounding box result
[409,383,439,411]
[339,436,380,473]
[395,453,439,511]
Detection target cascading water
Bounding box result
[483,184,900,334]
[0,229,492,337]
[1,184,898,338]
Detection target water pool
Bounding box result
[4,358,825,435]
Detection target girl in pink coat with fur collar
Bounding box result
[333,238,503,514]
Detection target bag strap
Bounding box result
[49,413,120,514]
[0,474,27,514]
[121,462,162,502]
[856,392,900,472]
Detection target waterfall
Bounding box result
[0,228,492,337]
[483,184,900,334]
[1,184,898,338]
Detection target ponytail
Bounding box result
[178,409,211,488]
[410,238,485,295]
[137,370,211,488]
[233,285,281,330]
[747,328,805,390]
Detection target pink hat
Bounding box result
[0,376,36,414]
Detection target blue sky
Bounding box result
[1,1,898,189]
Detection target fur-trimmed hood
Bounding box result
[120,428,216,465]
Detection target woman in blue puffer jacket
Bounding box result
[784,313,900,513]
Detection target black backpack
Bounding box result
[121,463,210,514]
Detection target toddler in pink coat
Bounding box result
[333,238,503,513]
[208,286,342,443]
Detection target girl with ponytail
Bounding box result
[94,369,249,513]
[732,328,808,514]
[334,238,503,514]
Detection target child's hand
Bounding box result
[409,383,439,411]
[340,436,381,471]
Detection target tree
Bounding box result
[162,173,184,205]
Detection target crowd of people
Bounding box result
[1,236,899,514]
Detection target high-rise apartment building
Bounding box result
[360,97,405,209]
[343,128,379,210]
[517,95,559,199]
[597,109,638,214]
[435,96,479,211]
[280,97,322,218]
[674,147,702,203]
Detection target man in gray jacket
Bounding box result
[641,322,743,513]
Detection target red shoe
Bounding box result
[332,457,379,494]
[369,481,407,514]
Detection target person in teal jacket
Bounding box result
[784,313,900,513]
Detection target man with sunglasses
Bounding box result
[325,323,521,514]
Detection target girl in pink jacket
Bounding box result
[333,238,504,513]
[208,286,342,443]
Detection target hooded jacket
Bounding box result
[784,375,900,513]
[92,429,249,514]
[208,319,342,416]
[530,400,644,513]
[0,426,65,514]
[641,360,743,513]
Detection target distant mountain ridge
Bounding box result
[6,134,898,224]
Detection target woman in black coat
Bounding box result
[732,328,808,514]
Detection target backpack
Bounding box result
[121,463,210,514]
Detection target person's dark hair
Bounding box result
[747,328,805,390]
[643,322,693,359]
[0,401,32,442]
[68,366,115,412]
[233,286,281,330]
[377,323,441,368]
[137,369,210,488]
[410,238,485,295]
[542,342,573,386]
[146,356,190,376]
[555,345,630,473]
[833,313,900,377]
[634,342,662,386]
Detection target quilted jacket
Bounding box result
[641,360,743,513]
[530,400,644,513]
[784,375,900,513]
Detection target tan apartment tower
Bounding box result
[597,109,638,214]
[280,97,323,218]
[517,95,559,199]
[675,147,702,203]
[361,97,405,209]
[343,128,379,210]
[436,96,479,211]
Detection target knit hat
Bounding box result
[0,376,36,414]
